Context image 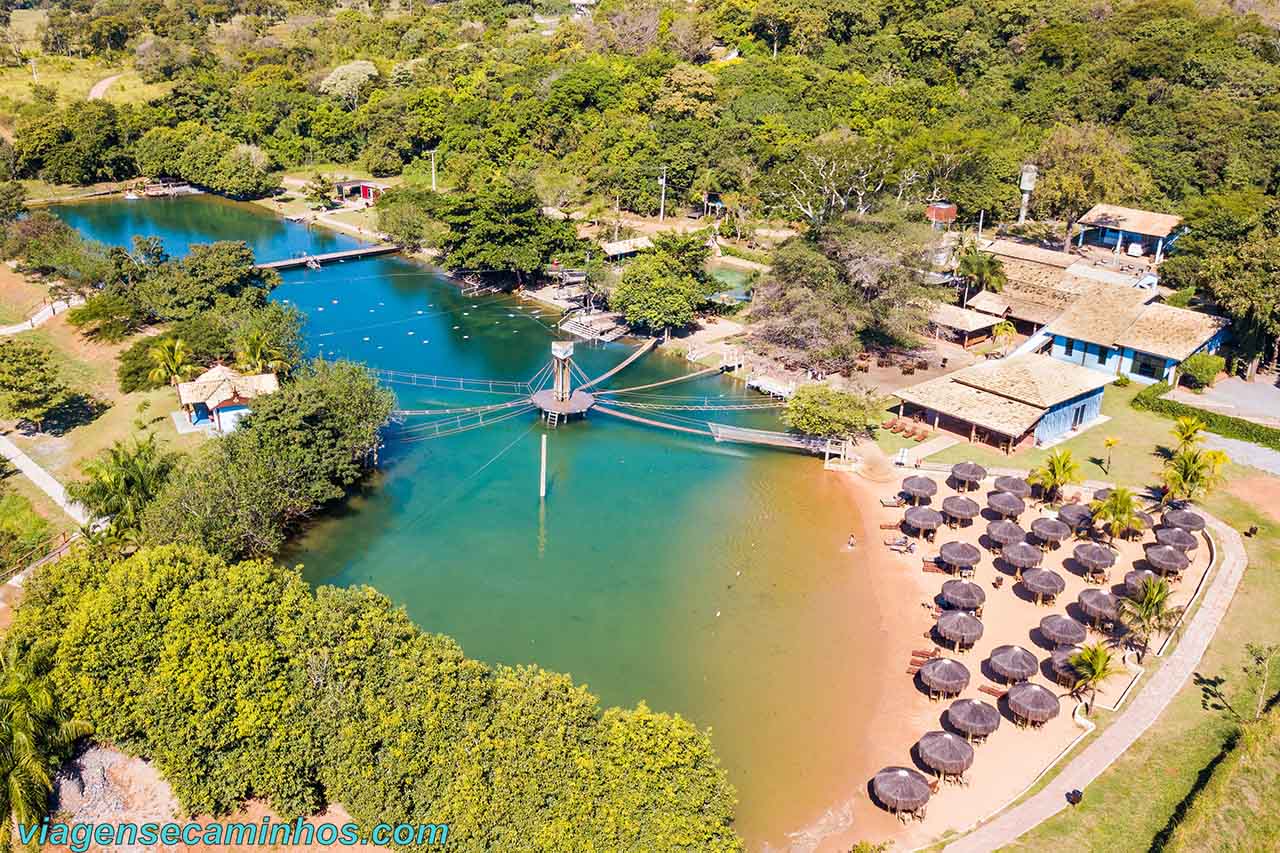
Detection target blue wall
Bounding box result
[1034,388,1104,445]
[1050,327,1228,385]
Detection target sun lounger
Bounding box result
[906,666,921,675]
[979,685,1007,699]
[884,536,908,547]
[894,448,909,467]
[912,649,939,659]
[891,543,916,554]
[880,522,902,530]
[922,564,945,574]
[880,495,906,507]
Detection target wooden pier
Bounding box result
[257,244,401,271]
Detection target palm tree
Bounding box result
[1089,486,1140,543]
[1161,447,1230,505]
[235,330,292,376]
[1027,448,1082,505]
[1069,642,1123,713]
[1102,436,1120,475]
[956,246,1007,308]
[1116,577,1183,662]
[992,320,1016,352]
[1171,415,1207,455]
[0,646,92,850]
[147,337,202,388]
[67,434,177,533]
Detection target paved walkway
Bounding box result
[0,296,84,336]
[0,433,90,526]
[1204,434,1280,477]
[943,512,1247,852]
[904,433,961,464]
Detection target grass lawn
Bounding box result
[1001,475,1280,852]
[927,382,1173,490]
[0,58,168,107]
[0,266,49,325]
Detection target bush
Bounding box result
[1113,375,1131,387]
[1180,352,1225,390]
[1133,382,1280,452]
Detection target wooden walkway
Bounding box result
[256,244,400,271]
[578,338,658,390]
[708,423,833,454]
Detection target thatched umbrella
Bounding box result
[941,579,986,611]
[1124,569,1158,599]
[986,519,1026,547]
[988,491,1026,518]
[1030,517,1070,547]
[905,506,944,536]
[939,541,981,571]
[1021,568,1066,604]
[989,644,1038,683]
[916,731,975,777]
[1057,504,1092,530]
[994,475,1032,498]
[947,698,1001,741]
[1145,543,1190,576]
[951,462,987,490]
[1049,646,1082,687]
[1006,682,1061,726]
[1001,541,1043,576]
[1093,487,1113,502]
[1124,510,1154,538]
[1040,614,1087,647]
[1156,526,1198,551]
[942,495,981,524]
[1073,542,1116,574]
[936,611,984,650]
[1163,509,1206,532]
[919,657,971,696]
[902,475,938,503]
[871,767,931,814]
[1078,588,1119,625]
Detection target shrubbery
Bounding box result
[1179,352,1226,390]
[9,545,741,850]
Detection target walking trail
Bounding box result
[0,433,89,526]
[0,295,84,336]
[942,512,1247,852]
[87,73,122,100]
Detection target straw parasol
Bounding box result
[988,644,1038,683]
[988,491,1026,518]
[939,541,981,570]
[950,462,987,490]
[1125,569,1158,598]
[942,495,981,523]
[1131,510,1154,531]
[905,506,944,534]
[1040,613,1087,647]
[1093,487,1113,502]
[986,519,1025,547]
[919,657,971,695]
[1163,509,1205,532]
[1030,517,1070,546]
[902,475,938,502]
[1001,541,1043,572]
[1057,504,1092,530]
[1006,682,1061,725]
[947,698,1001,741]
[1021,568,1066,603]
[1073,542,1116,573]
[994,475,1032,498]
[1050,646,1082,686]
[1145,543,1190,575]
[936,611,984,649]
[871,767,931,814]
[1078,588,1119,624]
[916,731,975,777]
[1155,526,1198,551]
[941,579,986,611]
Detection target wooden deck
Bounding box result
[257,244,401,271]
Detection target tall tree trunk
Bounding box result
[1062,217,1075,253]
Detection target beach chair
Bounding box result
[912,648,940,659]
[880,494,906,508]
[979,685,1007,699]
[894,447,909,467]
[883,535,908,547]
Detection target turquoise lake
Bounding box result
[55,195,888,849]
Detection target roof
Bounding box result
[1115,303,1229,361]
[967,291,1009,316]
[1079,204,1182,239]
[896,374,1045,437]
[601,236,653,257]
[982,239,1075,269]
[334,179,390,190]
[931,303,999,334]
[926,202,958,224]
[1047,284,1156,346]
[1065,262,1144,288]
[177,365,280,410]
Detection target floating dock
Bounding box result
[257,245,401,271]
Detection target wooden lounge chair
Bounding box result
[923,564,946,574]
[906,665,921,675]
[881,495,906,508]
[979,685,1007,699]
[880,522,902,530]
[912,648,940,659]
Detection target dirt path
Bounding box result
[87,73,122,100]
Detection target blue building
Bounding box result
[1044,286,1229,384]
[896,354,1113,454]
[1076,204,1184,263]
[177,365,280,433]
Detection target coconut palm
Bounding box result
[1027,448,1082,505]
[992,320,1016,352]
[1069,642,1123,712]
[1102,436,1120,475]
[1171,415,1207,454]
[1161,447,1230,505]
[1116,577,1183,662]
[956,246,1006,308]
[67,434,177,533]
[1089,486,1140,543]
[234,330,292,376]
[0,646,92,850]
[147,337,202,388]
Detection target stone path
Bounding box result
[942,512,1247,852]
[87,73,122,100]
[1204,434,1280,477]
[0,433,90,526]
[0,295,84,336]
[905,433,961,464]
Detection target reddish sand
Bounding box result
[1227,475,1280,526]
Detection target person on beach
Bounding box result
[847,533,858,549]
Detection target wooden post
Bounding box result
[969,422,976,443]
[539,434,548,498]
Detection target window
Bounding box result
[1133,352,1162,380]
[1064,339,1074,357]
[1072,405,1086,429]
[1097,347,1109,365]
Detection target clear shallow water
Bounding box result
[57,196,884,849]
